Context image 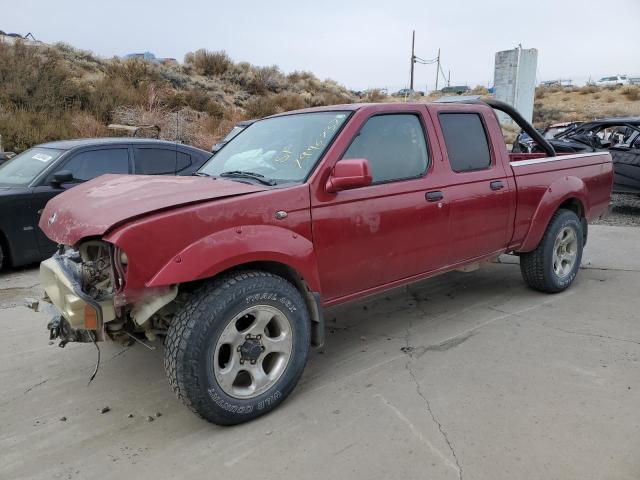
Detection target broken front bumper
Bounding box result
[40,256,116,341]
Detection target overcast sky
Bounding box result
[3,0,639,91]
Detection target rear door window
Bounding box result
[134,147,177,175]
[439,113,491,172]
[59,148,129,181]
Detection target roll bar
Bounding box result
[482,98,556,157]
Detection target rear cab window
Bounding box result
[341,113,429,183]
[438,113,492,172]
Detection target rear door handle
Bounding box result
[490,180,504,191]
[426,191,443,202]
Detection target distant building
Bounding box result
[493,46,537,124]
[124,51,177,65]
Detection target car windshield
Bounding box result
[0,147,64,185]
[199,111,349,183]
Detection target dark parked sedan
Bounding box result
[0,138,212,269]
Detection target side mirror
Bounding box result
[51,170,74,187]
[325,158,373,193]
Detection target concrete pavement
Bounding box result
[1,225,639,480]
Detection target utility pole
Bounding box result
[409,30,415,92]
[447,69,451,87]
[435,48,441,91]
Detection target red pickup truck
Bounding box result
[38,99,612,425]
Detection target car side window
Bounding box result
[341,114,429,183]
[176,152,192,174]
[439,113,491,172]
[134,148,177,175]
[59,148,129,181]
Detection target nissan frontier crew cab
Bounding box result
[38,99,613,425]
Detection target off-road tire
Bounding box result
[520,208,584,293]
[164,270,311,425]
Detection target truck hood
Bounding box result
[39,174,269,245]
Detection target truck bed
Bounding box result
[509,151,613,250]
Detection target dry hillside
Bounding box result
[0,39,356,152]
[1,38,638,153]
[418,84,640,127]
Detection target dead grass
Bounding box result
[531,84,640,127]
[0,40,354,152]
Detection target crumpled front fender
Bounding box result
[145,225,321,293]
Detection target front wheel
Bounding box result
[519,209,584,293]
[164,271,311,425]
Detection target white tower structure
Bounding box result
[493,46,538,124]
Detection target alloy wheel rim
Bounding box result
[213,305,292,399]
[552,226,578,278]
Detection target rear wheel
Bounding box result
[164,270,311,425]
[520,209,584,293]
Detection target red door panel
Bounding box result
[426,104,516,262]
[311,182,449,301]
[310,107,452,302]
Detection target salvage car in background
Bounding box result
[0,138,212,269]
[538,118,640,194]
[513,122,583,153]
[37,99,612,425]
[596,75,630,86]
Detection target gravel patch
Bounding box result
[591,193,640,227]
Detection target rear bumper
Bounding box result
[40,256,115,334]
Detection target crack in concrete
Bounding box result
[401,304,463,479]
[544,325,640,346]
[23,378,49,394]
[487,306,640,347]
[406,361,463,480]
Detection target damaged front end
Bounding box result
[39,240,177,347]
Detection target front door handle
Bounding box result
[490,180,504,191]
[426,191,443,202]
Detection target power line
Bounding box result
[409,32,451,93]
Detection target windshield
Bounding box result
[0,147,64,185]
[200,111,349,183]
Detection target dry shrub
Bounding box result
[272,92,307,111]
[535,87,546,99]
[231,64,286,95]
[364,89,386,102]
[0,40,85,113]
[533,104,563,126]
[0,40,354,152]
[579,85,598,95]
[605,95,616,103]
[71,111,109,137]
[105,58,159,88]
[0,108,76,151]
[191,107,246,150]
[184,49,231,76]
[244,96,280,118]
[468,85,489,95]
[622,86,640,101]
